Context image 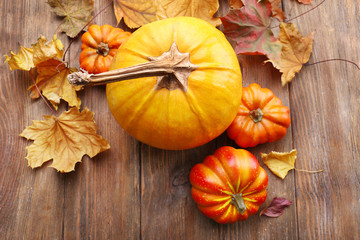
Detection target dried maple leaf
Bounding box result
[260,197,292,217]
[157,0,221,26]
[269,0,285,22]
[47,0,94,38]
[267,23,315,86]
[261,149,297,179]
[221,0,282,65]
[28,59,82,110]
[113,0,157,28]
[20,107,110,173]
[4,35,63,71]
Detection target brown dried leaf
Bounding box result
[260,197,292,217]
[47,0,94,38]
[266,23,315,85]
[261,149,297,179]
[269,0,285,22]
[230,0,244,9]
[28,59,82,110]
[20,107,110,173]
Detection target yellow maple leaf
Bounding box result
[28,59,82,110]
[268,23,315,86]
[156,0,221,27]
[32,35,64,66]
[20,107,110,173]
[261,149,297,179]
[4,35,64,71]
[3,46,35,71]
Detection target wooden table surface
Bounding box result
[1,0,359,239]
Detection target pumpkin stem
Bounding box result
[250,108,263,123]
[231,193,247,214]
[97,42,109,57]
[68,41,198,92]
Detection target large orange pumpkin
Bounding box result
[106,17,242,150]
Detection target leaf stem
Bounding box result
[270,0,326,29]
[62,0,114,61]
[305,59,360,70]
[29,71,58,117]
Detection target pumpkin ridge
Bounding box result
[207,156,237,194]
[194,164,233,195]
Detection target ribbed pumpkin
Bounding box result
[79,24,131,74]
[106,17,242,150]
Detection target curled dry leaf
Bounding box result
[266,22,315,86]
[260,197,292,217]
[4,35,63,71]
[47,0,94,38]
[261,149,297,179]
[28,59,82,110]
[269,0,285,22]
[221,0,282,65]
[113,0,221,28]
[20,107,110,173]
[216,0,244,17]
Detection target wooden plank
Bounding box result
[282,0,360,239]
[62,1,141,239]
[217,55,297,239]
[0,1,66,239]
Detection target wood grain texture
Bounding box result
[282,0,360,239]
[0,0,359,239]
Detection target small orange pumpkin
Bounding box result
[227,83,291,148]
[79,24,131,74]
[190,146,268,223]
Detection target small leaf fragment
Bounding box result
[47,0,94,38]
[28,59,82,110]
[298,0,311,4]
[20,107,110,173]
[261,149,297,179]
[221,0,282,64]
[267,23,315,86]
[260,197,292,217]
[269,0,285,22]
